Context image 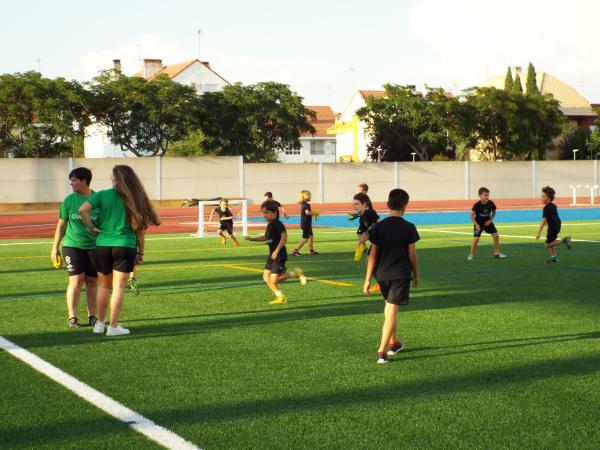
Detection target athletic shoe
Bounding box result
[291,249,301,256]
[92,321,106,334]
[387,341,405,356]
[88,316,98,327]
[309,250,319,256]
[467,255,474,261]
[269,295,288,305]
[377,353,389,364]
[233,241,240,247]
[294,267,307,286]
[68,317,81,328]
[562,236,572,250]
[106,324,130,337]
[354,242,366,262]
[545,257,559,264]
[494,253,507,259]
[128,277,140,296]
[220,237,227,246]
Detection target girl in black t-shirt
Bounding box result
[291,190,319,256]
[352,192,379,262]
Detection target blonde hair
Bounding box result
[297,190,311,204]
[112,165,161,231]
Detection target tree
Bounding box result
[198,82,315,162]
[558,126,591,160]
[504,67,514,91]
[168,130,208,156]
[512,73,523,94]
[525,62,540,96]
[589,122,600,158]
[0,72,90,157]
[88,71,199,156]
[356,84,460,161]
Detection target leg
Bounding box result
[492,233,501,255]
[378,302,399,354]
[294,238,308,251]
[96,273,112,323]
[230,232,239,244]
[263,270,278,294]
[108,271,129,327]
[66,274,85,319]
[469,237,480,256]
[308,235,314,251]
[84,275,97,317]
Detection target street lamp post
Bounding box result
[411,152,417,162]
[573,149,579,161]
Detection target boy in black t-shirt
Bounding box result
[291,190,319,256]
[348,183,369,221]
[352,192,379,262]
[364,189,420,364]
[246,200,307,304]
[264,191,289,219]
[469,187,506,261]
[209,199,240,247]
[536,186,572,263]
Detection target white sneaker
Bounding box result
[467,255,474,261]
[106,324,130,337]
[494,253,507,259]
[92,321,105,334]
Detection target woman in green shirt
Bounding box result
[79,165,161,337]
[51,167,99,328]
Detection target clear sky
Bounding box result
[2,0,599,111]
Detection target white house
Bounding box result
[279,106,337,163]
[84,58,230,158]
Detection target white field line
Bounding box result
[428,222,600,231]
[0,336,201,450]
[423,228,600,243]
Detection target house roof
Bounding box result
[358,90,386,99]
[483,70,596,117]
[133,59,230,85]
[303,105,336,137]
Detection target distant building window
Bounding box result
[285,148,301,155]
[310,141,325,155]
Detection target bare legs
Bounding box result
[66,274,97,319]
[294,235,314,252]
[470,233,501,257]
[96,271,129,327]
[263,270,291,294]
[378,302,399,354]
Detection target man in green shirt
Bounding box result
[51,167,100,328]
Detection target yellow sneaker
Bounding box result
[293,267,307,286]
[269,295,288,304]
[354,243,366,262]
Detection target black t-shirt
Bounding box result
[369,216,420,281]
[213,207,233,222]
[357,208,379,234]
[266,219,287,257]
[300,202,312,228]
[472,200,497,223]
[543,202,561,230]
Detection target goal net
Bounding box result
[188,198,249,238]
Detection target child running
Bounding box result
[468,187,507,261]
[209,198,240,247]
[536,186,572,263]
[348,183,369,221]
[245,200,307,304]
[363,189,420,364]
[291,190,319,256]
[353,192,379,262]
[264,192,289,219]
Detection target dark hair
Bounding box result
[358,183,369,193]
[261,200,279,213]
[478,187,490,195]
[264,192,273,198]
[353,192,372,209]
[69,167,92,186]
[542,186,556,200]
[112,165,161,231]
[387,188,409,211]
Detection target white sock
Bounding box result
[275,290,283,297]
[288,271,295,277]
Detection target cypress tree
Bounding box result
[504,67,513,91]
[525,62,540,95]
[512,73,523,94]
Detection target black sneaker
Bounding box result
[377,352,389,364]
[68,317,81,328]
[88,316,98,327]
[387,341,405,356]
[562,236,572,250]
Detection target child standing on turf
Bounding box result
[246,200,307,304]
[469,187,507,261]
[536,186,572,263]
[364,189,419,364]
[353,192,379,262]
[291,190,319,256]
[209,199,240,247]
[264,191,289,219]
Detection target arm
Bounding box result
[245,235,268,242]
[135,229,145,264]
[363,243,378,295]
[279,206,289,219]
[51,219,67,262]
[271,231,287,259]
[408,243,419,288]
[208,210,214,222]
[357,232,368,245]
[485,210,496,226]
[470,211,480,229]
[536,218,547,239]
[79,202,100,236]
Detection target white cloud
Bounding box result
[408,0,600,99]
[77,34,190,80]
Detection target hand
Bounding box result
[363,280,371,295]
[50,247,59,263]
[271,251,279,260]
[535,233,541,240]
[284,213,289,219]
[412,276,419,289]
[88,226,100,237]
[475,224,481,231]
[136,254,144,264]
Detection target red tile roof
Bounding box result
[303,106,336,138]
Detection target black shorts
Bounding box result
[546,227,561,244]
[219,221,234,235]
[62,246,97,278]
[474,222,497,238]
[93,246,137,275]
[265,255,287,274]
[377,279,410,306]
[301,226,313,239]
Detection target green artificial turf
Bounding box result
[1,222,600,449]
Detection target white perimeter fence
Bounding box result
[1,156,599,205]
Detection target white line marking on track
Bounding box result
[0,336,201,450]
[0,223,55,230]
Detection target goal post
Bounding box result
[191,198,249,238]
[568,184,599,206]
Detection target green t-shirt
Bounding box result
[86,188,137,248]
[59,192,100,250]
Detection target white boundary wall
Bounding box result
[1,157,598,204]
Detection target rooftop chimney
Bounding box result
[142,59,163,79]
[514,66,523,76]
[112,59,122,73]
[201,61,210,67]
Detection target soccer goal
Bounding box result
[190,198,249,238]
[568,184,599,206]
